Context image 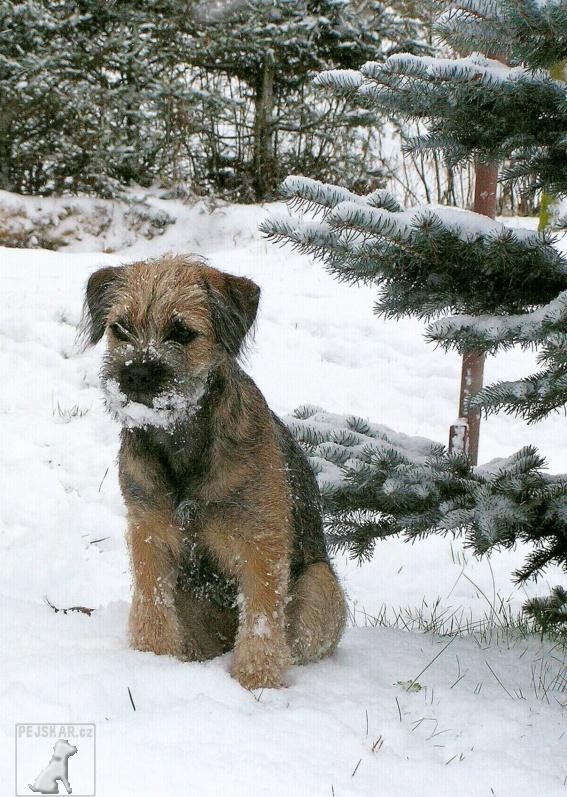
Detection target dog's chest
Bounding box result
[176,499,238,609]
[122,419,240,610]
[178,540,237,609]
[127,421,213,499]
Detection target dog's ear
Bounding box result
[81,266,122,345]
[205,272,260,356]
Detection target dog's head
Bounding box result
[81,255,260,428]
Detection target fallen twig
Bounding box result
[45,596,94,616]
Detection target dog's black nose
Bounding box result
[119,361,167,398]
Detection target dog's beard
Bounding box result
[102,376,206,430]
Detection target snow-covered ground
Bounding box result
[1,195,566,795]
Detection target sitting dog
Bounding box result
[83,255,346,689]
[29,739,77,794]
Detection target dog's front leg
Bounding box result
[230,537,292,690]
[60,773,72,794]
[127,509,184,658]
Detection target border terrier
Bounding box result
[83,254,346,689]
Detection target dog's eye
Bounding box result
[165,320,199,345]
[109,321,131,341]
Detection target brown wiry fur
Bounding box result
[84,254,346,689]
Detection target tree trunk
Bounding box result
[0,108,15,192]
[448,161,498,464]
[253,55,275,201]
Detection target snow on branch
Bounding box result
[326,199,540,244]
[379,52,543,86]
[435,0,503,57]
[314,69,363,91]
[258,214,340,255]
[281,176,365,213]
[428,290,567,353]
[275,178,547,250]
[284,406,437,492]
[316,52,547,102]
[327,200,412,239]
[468,370,567,423]
[285,407,567,586]
[280,176,402,215]
[264,171,567,330]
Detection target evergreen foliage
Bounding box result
[437,0,567,69]
[328,442,567,581]
[523,586,567,633]
[0,0,426,198]
[313,0,567,193]
[288,408,567,585]
[263,0,567,627]
[288,408,567,629]
[0,0,208,195]
[263,175,567,318]
[180,0,428,199]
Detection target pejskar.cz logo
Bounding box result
[15,724,95,796]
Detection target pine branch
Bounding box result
[469,369,567,422]
[523,586,567,632]
[427,289,567,354]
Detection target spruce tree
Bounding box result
[0,0,212,195]
[184,0,426,199]
[262,0,567,630]
[1,0,426,198]
[0,1,68,193]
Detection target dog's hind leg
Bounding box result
[286,562,347,665]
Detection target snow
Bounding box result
[288,408,435,489]
[430,289,567,346]
[102,377,206,430]
[252,615,271,639]
[281,175,400,213]
[317,51,551,105]
[1,194,567,795]
[327,199,541,244]
[377,52,543,86]
[269,179,544,253]
[315,68,364,90]
[0,189,176,253]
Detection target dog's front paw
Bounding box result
[231,632,291,690]
[129,603,184,659]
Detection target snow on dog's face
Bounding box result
[82,255,260,430]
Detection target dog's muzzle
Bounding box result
[118,360,170,405]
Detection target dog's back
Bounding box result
[271,413,330,578]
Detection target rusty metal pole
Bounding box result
[448,162,498,464]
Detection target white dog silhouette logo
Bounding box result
[28,739,77,794]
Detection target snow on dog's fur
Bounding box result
[82,254,347,689]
